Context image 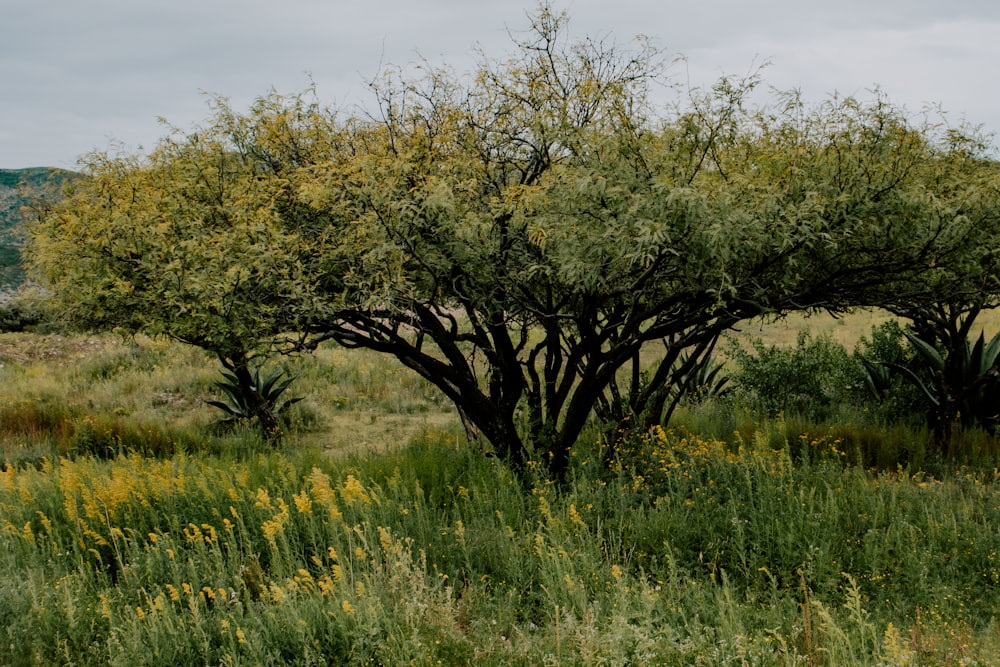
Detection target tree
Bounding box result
[30,5,1000,473]
[28,93,343,439]
[860,133,1000,441]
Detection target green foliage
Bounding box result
[0,293,48,333]
[729,330,865,421]
[672,351,731,404]
[27,131,336,362]
[65,414,179,459]
[608,426,1000,620]
[853,320,930,423]
[857,316,1000,440]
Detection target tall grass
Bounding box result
[3,329,1000,664]
[3,428,1000,665]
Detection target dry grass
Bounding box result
[0,331,460,464]
[0,332,116,364]
[302,411,459,457]
[734,308,1000,350]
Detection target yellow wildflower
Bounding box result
[98,593,112,621]
[341,475,371,506]
[261,498,290,546]
[378,526,393,551]
[307,467,335,504]
[183,523,203,543]
[0,463,13,492]
[255,487,272,510]
[293,490,312,515]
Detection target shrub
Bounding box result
[205,366,304,443]
[0,287,53,333]
[728,330,864,421]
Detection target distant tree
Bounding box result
[29,5,1000,472]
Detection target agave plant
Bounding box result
[859,356,896,402]
[874,330,1000,439]
[206,366,303,440]
[672,352,731,404]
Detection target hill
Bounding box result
[0,167,78,291]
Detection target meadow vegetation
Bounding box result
[2,313,1000,665]
[11,4,1000,663]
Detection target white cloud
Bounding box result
[2,0,998,168]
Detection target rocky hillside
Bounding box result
[0,168,77,291]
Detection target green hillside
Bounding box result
[0,167,77,291]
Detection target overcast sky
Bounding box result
[3,0,999,170]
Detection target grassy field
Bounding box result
[728,308,1000,351]
[2,317,1000,665]
[0,332,460,466]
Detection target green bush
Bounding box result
[0,289,53,333]
[729,330,865,421]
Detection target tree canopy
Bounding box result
[29,6,1000,473]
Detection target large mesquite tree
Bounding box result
[30,6,1000,474]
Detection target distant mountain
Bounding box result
[0,168,79,291]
